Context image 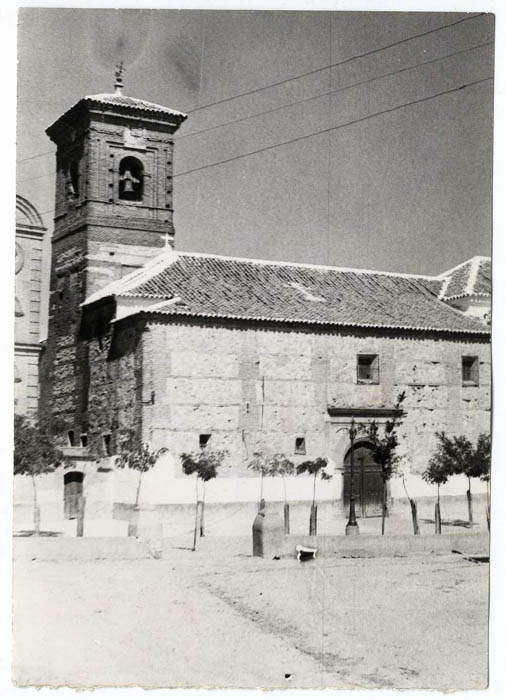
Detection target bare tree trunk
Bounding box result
[135,470,143,507]
[466,476,473,525]
[309,474,317,536]
[282,475,289,535]
[381,478,387,535]
[486,481,490,530]
[435,484,442,534]
[192,475,199,552]
[31,474,40,536]
[258,471,264,511]
[402,476,420,535]
[199,482,205,537]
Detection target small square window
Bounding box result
[295,437,306,455]
[67,430,75,447]
[199,434,211,450]
[357,354,379,384]
[80,434,88,448]
[462,356,479,386]
[102,434,112,456]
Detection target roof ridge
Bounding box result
[173,250,439,281]
[82,248,177,306]
[437,255,491,279]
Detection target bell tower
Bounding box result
[41,67,186,433]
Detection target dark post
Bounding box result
[346,419,359,536]
[76,496,85,537]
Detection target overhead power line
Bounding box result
[17,150,54,164]
[174,76,493,179]
[178,40,493,141]
[187,13,485,114]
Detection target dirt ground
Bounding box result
[12,537,488,690]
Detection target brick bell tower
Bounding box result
[40,65,187,437]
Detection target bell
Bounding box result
[122,170,134,193]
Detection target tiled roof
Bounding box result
[83,93,187,118]
[439,256,491,300]
[46,92,187,137]
[84,251,489,335]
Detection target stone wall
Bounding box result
[136,318,490,503]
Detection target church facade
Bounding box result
[15,81,491,535]
[15,196,46,416]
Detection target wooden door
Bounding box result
[64,472,84,519]
[343,443,383,517]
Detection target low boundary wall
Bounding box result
[13,531,488,562]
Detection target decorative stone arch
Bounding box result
[16,195,45,230]
[118,155,144,201]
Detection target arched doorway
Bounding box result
[64,471,84,519]
[342,441,383,518]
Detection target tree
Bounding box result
[362,391,406,535]
[475,433,491,530]
[116,435,167,508]
[14,414,64,535]
[181,450,227,550]
[429,432,491,525]
[268,454,295,534]
[422,432,455,533]
[246,451,271,510]
[296,457,332,535]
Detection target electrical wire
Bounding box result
[186,13,485,115]
[173,76,493,179]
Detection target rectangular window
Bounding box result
[80,434,88,448]
[102,434,112,456]
[295,437,306,455]
[357,354,379,384]
[199,434,211,450]
[462,356,479,386]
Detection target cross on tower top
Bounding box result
[114,61,125,95]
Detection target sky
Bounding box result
[16,8,494,313]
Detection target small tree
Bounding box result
[181,450,226,550]
[116,435,167,508]
[247,451,270,510]
[296,457,332,535]
[422,432,454,533]
[458,433,490,525]
[476,434,491,530]
[424,432,491,526]
[269,454,295,533]
[14,415,64,535]
[362,392,405,535]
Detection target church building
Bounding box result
[16,75,491,536]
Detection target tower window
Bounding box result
[357,354,379,384]
[119,156,143,202]
[67,430,75,447]
[69,161,79,198]
[462,356,479,386]
[102,434,112,456]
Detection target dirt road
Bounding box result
[12,544,488,689]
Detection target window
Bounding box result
[67,430,75,447]
[69,161,79,197]
[119,156,143,201]
[295,437,306,455]
[199,434,211,450]
[80,434,88,448]
[357,354,379,384]
[462,356,479,386]
[102,434,112,456]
